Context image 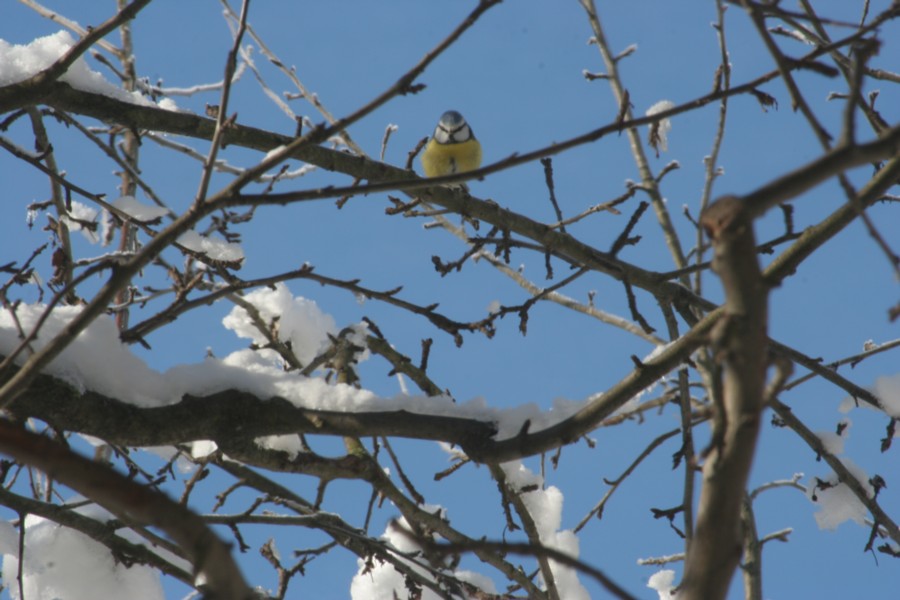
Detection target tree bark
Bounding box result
[680,196,769,600]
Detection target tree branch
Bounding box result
[681,196,768,600]
[6,368,497,451]
[0,421,254,600]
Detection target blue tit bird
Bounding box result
[420,110,483,179]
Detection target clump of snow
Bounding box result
[871,373,900,419]
[839,372,900,420]
[0,520,19,558]
[0,304,179,407]
[222,283,336,366]
[0,504,167,600]
[809,457,874,530]
[646,100,675,152]
[805,411,874,531]
[156,97,179,111]
[189,440,219,460]
[253,433,303,459]
[177,230,244,263]
[499,460,590,600]
[110,195,170,223]
[263,144,288,161]
[350,511,497,599]
[814,429,845,455]
[647,569,678,599]
[101,196,169,242]
[60,200,99,243]
[0,31,153,106]
[874,374,900,419]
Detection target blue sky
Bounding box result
[2,1,900,598]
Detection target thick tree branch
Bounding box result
[681,196,768,600]
[6,368,497,450]
[743,132,900,220]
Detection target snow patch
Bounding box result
[0,31,153,106]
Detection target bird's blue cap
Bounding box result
[439,110,465,127]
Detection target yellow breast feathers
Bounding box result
[421,110,482,178]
